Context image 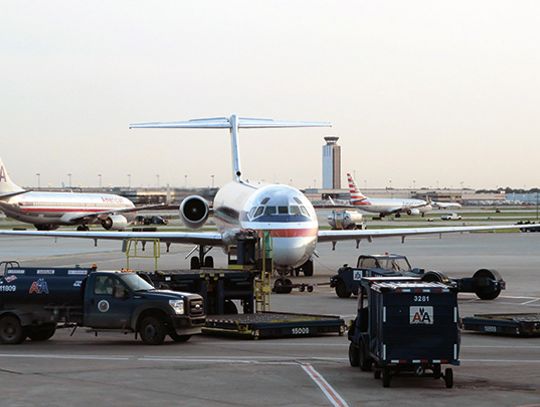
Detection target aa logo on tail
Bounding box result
[409,306,434,324]
[0,166,6,183]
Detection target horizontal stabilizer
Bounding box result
[0,189,29,200]
[130,117,331,129]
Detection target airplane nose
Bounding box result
[272,236,317,268]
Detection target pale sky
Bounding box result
[2,1,539,189]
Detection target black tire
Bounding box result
[335,280,352,298]
[359,344,372,372]
[190,257,201,270]
[473,269,502,300]
[444,368,453,388]
[273,279,285,294]
[303,260,314,277]
[169,332,192,342]
[433,364,442,379]
[27,324,56,342]
[374,369,381,379]
[382,367,391,388]
[224,300,238,314]
[307,285,314,293]
[283,278,293,294]
[0,315,25,344]
[203,256,214,268]
[138,316,167,345]
[349,343,360,367]
[422,270,450,284]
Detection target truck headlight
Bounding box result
[169,299,185,315]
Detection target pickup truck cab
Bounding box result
[0,266,205,345]
[441,213,462,220]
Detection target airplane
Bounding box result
[0,114,537,280]
[346,173,432,218]
[0,158,151,231]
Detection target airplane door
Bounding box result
[85,275,133,329]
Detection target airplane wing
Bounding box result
[0,230,224,246]
[64,204,168,223]
[317,224,534,243]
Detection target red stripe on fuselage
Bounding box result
[269,228,318,238]
[19,208,127,213]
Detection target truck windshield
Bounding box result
[120,274,154,291]
[383,258,411,272]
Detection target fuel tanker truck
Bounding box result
[0,266,205,345]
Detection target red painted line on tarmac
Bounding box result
[301,363,349,407]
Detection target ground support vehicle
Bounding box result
[203,312,345,339]
[331,254,504,300]
[142,268,257,314]
[0,264,205,345]
[348,277,460,388]
[462,313,540,337]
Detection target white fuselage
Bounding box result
[352,197,431,216]
[0,191,135,226]
[212,182,318,269]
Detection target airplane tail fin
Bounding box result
[130,115,331,182]
[347,173,368,203]
[0,158,24,195]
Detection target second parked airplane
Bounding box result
[0,158,143,230]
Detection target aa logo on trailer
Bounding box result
[409,306,434,325]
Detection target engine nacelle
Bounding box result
[327,210,364,230]
[180,195,209,229]
[101,214,129,230]
[407,208,421,216]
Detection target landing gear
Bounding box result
[273,278,293,294]
[294,259,314,277]
[35,224,59,231]
[189,245,214,270]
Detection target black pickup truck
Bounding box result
[0,265,205,345]
[330,254,504,300]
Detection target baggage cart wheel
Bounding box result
[307,285,314,293]
[382,367,391,388]
[473,269,502,300]
[359,344,372,371]
[374,369,381,379]
[0,315,26,344]
[283,278,293,294]
[348,342,360,367]
[299,284,306,292]
[444,368,453,388]
[335,280,352,298]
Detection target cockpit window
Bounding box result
[261,197,270,204]
[264,206,276,216]
[254,206,264,218]
[300,206,309,216]
[289,205,301,215]
[278,206,288,214]
[293,197,302,204]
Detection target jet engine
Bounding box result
[327,210,364,230]
[180,195,209,229]
[101,214,129,230]
[407,208,421,216]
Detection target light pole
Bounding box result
[211,175,215,188]
[413,179,416,190]
[98,174,102,188]
[35,173,40,189]
[156,174,160,188]
[127,174,131,189]
[184,174,188,188]
[67,173,72,188]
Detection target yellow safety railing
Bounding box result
[124,238,161,271]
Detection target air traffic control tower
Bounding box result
[322,136,341,189]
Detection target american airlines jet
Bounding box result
[347,173,432,218]
[0,115,535,277]
[0,158,140,230]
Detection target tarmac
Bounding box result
[0,232,539,406]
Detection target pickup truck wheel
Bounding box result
[359,344,373,372]
[382,367,391,388]
[444,368,453,388]
[0,315,25,344]
[169,332,192,342]
[27,324,56,341]
[139,316,166,345]
[335,280,352,298]
[348,342,360,367]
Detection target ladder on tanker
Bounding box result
[254,231,272,313]
[124,238,161,271]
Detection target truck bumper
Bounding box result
[171,316,206,335]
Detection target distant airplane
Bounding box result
[0,158,146,230]
[0,115,536,279]
[346,173,432,218]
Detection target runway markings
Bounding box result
[301,363,349,407]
